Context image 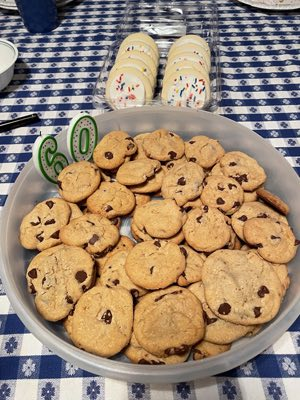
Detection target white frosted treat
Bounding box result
[112,58,156,86]
[167,52,210,73]
[106,67,153,109]
[169,34,210,54]
[168,44,211,71]
[164,60,208,84]
[116,50,158,77]
[117,40,159,66]
[120,32,159,58]
[162,68,211,109]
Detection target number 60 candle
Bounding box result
[32,134,69,184]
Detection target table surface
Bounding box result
[0,0,299,399]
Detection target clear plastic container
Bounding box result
[93,1,221,112]
[1,106,300,383]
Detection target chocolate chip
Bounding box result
[295,239,300,246]
[228,183,237,190]
[57,180,63,190]
[169,132,175,137]
[254,306,261,318]
[112,279,120,286]
[36,232,44,242]
[254,243,263,248]
[229,162,237,166]
[50,230,60,239]
[104,151,113,159]
[28,268,37,279]
[180,247,188,257]
[189,157,197,162]
[257,285,269,298]
[203,205,208,212]
[150,266,155,274]
[168,151,177,159]
[154,240,161,247]
[45,219,55,225]
[233,201,241,208]
[110,218,119,226]
[29,284,36,294]
[181,206,192,213]
[257,213,268,218]
[89,234,99,245]
[189,140,195,144]
[196,216,202,223]
[217,184,224,191]
[165,344,189,356]
[218,302,231,315]
[177,177,186,186]
[45,200,54,209]
[127,143,135,150]
[167,162,174,169]
[216,197,225,205]
[30,217,41,226]
[271,235,280,240]
[101,309,112,324]
[232,174,248,184]
[86,220,95,226]
[238,215,247,222]
[42,277,46,285]
[125,137,134,141]
[203,310,218,325]
[104,205,113,212]
[66,295,73,304]
[75,270,87,283]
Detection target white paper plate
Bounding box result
[238,0,300,10]
[0,0,73,10]
[1,106,300,383]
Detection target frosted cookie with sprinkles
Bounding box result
[168,44,211,71]
[169,34,210,56]
[162,69,211,109]
[110,58,156,87]
[117,40,158,66]
[120,32,159,59]
[116,50,157,78]
[134,286,205,358]
[106,68,154,109]
[20,197,71,251]
[202,249,283,325]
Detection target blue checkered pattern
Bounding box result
[0,0,299,399]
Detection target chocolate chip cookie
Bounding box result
[185,135,225,169]
[57,161,101,203]
[134,286,205,357]
[93,130,137,170]
[125,240,185,290]
[116,159,161,186]
[60,213,120,256]
[26,244,94,321]
[142,129,185,161]
[20,197,71,251]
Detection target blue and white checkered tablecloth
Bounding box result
[0,0,299,399]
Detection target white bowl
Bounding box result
[1,106,300,383]
[0,39,18,91]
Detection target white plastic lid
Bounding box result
[0,39,18,74]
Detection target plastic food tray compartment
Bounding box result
[93,1,221,112]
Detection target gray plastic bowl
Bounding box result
[0,39,18,91]
[1,106,300,383]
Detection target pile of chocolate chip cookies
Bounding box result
[20,128,299,364]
